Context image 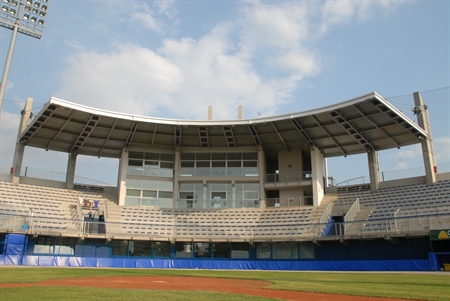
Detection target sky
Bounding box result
[0,0,448,186]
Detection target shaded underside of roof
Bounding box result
[18,92,427,159]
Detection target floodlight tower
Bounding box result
[0,0,49,114]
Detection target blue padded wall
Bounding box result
[14,255,431,271]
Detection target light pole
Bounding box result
[0,0,49,114]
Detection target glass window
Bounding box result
[159,191,173,198]
[142,190,157,197]
[213,243,231,259]
[179,192,194,199]
[126,179,141,189]
[159,181,173,191]
[129,151,144,159]
[128,159,142,166]
[273,243,298,259]
[144,161,159,167]
[154,242,170,257]
[181,153,195,160]
[299,243,315,259]
[227,153,242,160]
[126,189,141,197]
[210,183,227,190]
[256,243,271,259]
[243,152,257,160]
[196,153,211,160]
[211,192,226,199]
[231,243,249,259]
[54,237,76,255]
[244,183,259,190]
[160,162,174,169]
[160,154,175,161]
[243,161,257,167]
[196,161,210,167]
[244,191,258,199]
[228,161,241,167]
[193,242,211,258]
[33,236,55,254]
[131,241,152,257]
[212,161,226,167]
[212,153,226,160]
[180,183,196,191]
[111,240,128,256]
[145,153,160,160]
[181,161,195,167]
[175,242,192,258]
[141,180,159,190]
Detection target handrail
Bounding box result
[344,198,360,222]
[334,176,366,186]
[317,202,334,236]
[319,202,334,225]
[264,171,312,184]
[265,196,313,207]
[1,211,449,242]
[344,198,360,231]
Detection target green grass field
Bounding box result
[0,267,449,301]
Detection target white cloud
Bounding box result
[434,137,450,162]
[56,44,183,116]
[393,144,422,159]
[319,0,404,34]
[394,160,408,170]
[153,0,177,19]
[239,1,319,76]
[54,0,404,121]
[111,1,177,33]
[0,111,20,170]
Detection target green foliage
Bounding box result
[0,268,449,301]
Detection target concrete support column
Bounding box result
[413,92,437,183]
[66,152,77,189]
[11,97,33,184]
[368,150,380,191]
[173,149,181,209]
[258,148,266,208]
[311,147,325,206]
[11,142,25,184]
[117,149,129,206]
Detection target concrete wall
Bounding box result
[278,149,303,174]
[311,148,325,206]
[279,187,304,199]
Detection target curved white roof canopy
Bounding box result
[18,92,428,158]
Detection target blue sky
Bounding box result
[0,0,448,186]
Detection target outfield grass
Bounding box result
[0,267,449,301]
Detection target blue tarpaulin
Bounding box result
[11,255,431,271]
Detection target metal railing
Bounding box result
[317,201,334,236]
[179,167,259,177]
[1,212,449,242]
[265,196,313,208]
[343,198,360,232]
[264,171,312,184]
[177,199,260,209]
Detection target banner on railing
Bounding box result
[430,229,450,240]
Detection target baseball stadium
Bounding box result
[0,89,449,275]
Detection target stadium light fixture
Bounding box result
[0,0,49,114]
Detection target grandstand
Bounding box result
[0,91,449,271]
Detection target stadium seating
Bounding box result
[1,179,449,241]
[335,180,450,236]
